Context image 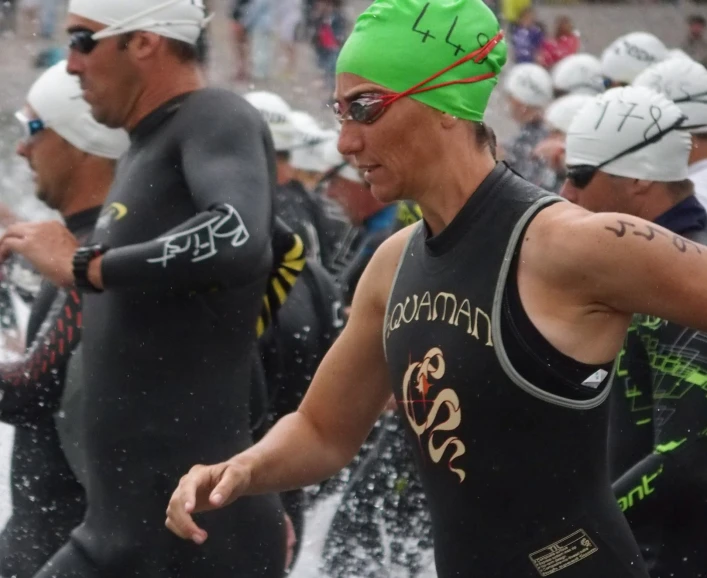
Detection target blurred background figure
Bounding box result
[511,7,546,63]
[0,0,17,34]
[37,0,59,39]
[502,0,532,31]
[242,0,274,80]
[230,0,252,81]
[551,53,605,96]
[537,15,580,69]
[502,62,557,190]
[311,0,348,96]
[16,0,38,38]
[277,0,303,79]
[534,93,594,189]
[683,14,707,66]
[601,31,668,87]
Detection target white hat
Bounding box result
[505,63,554,108]
[25,61,129,159]
[667,48,693,61]
[244,91,296,153]
[633,57,707,134]
[566,86,690,182]
[552,54,605,96]
[291,121,339,174]
[69,0,212,45]
[290,111,327,148]
[545,94,595,134]
[319,136,363,184]
[601,32,668,85]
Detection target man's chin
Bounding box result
[90,106,119,129]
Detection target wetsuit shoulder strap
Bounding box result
[383,222,423,363]
[491,195,617,410]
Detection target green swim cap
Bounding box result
[336,0,507,122]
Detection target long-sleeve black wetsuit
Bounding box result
[0,207,99,578]
[34,89,287,578]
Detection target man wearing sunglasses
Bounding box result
[0,61,128,578]
[562,85,707,578]
[633,56,707,209]
[0,0,289,577]
[166,0,707,575]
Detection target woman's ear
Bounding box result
[440,113,459,129]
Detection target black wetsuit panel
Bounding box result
[37,89,286,578]
[0,208,98,578]
[257,259,344,562]
[384,163,647,578]
[611,197,707,577]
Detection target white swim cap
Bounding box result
[505,63,554,108]
[601,32,668,85]
[290,111,327,148]
[244,91,296,153]
[566,86,689,182]
[633,57,707,134]
[290,112,337,173]
[25,61,129,159]
[545,94,595,134]
[69,0,212,45]
[667,48,693,61]
[552,54,605,96]
[319,136,363,184]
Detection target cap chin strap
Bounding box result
[91,0,213,40]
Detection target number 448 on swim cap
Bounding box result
[336,0,507,123]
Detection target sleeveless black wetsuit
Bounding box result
[0,208,97,578]
[383,163,647,578]
[35,89,286,578]
[611,196,707,578]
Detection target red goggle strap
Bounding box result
[380,31,505,109]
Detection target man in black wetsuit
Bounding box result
[0,1,286,576]
[168,1,707,576]
[0,60,128,578]
[563,85,707,577]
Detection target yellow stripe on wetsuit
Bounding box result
[256,228,306,338]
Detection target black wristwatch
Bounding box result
[73,244,109,293]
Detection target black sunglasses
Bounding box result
[566,115,687,189]
[68,28,101,54]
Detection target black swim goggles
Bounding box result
[68,28,102,54]
[566,114,687,190]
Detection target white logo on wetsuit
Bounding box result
[581,369,608,389]
[147,204,250,268]
[402,347,467,483]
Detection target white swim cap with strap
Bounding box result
[319,137,363,184]
[290,113,338,173]
[545,94,594,134]
[25,61,129,159]
[505,63,554,108]
[552,54,605,96]
[566,86,690,182]
[601,32,668,85]
[244,91,297,153]
[68,0,212,45]
[633,57,707,134]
